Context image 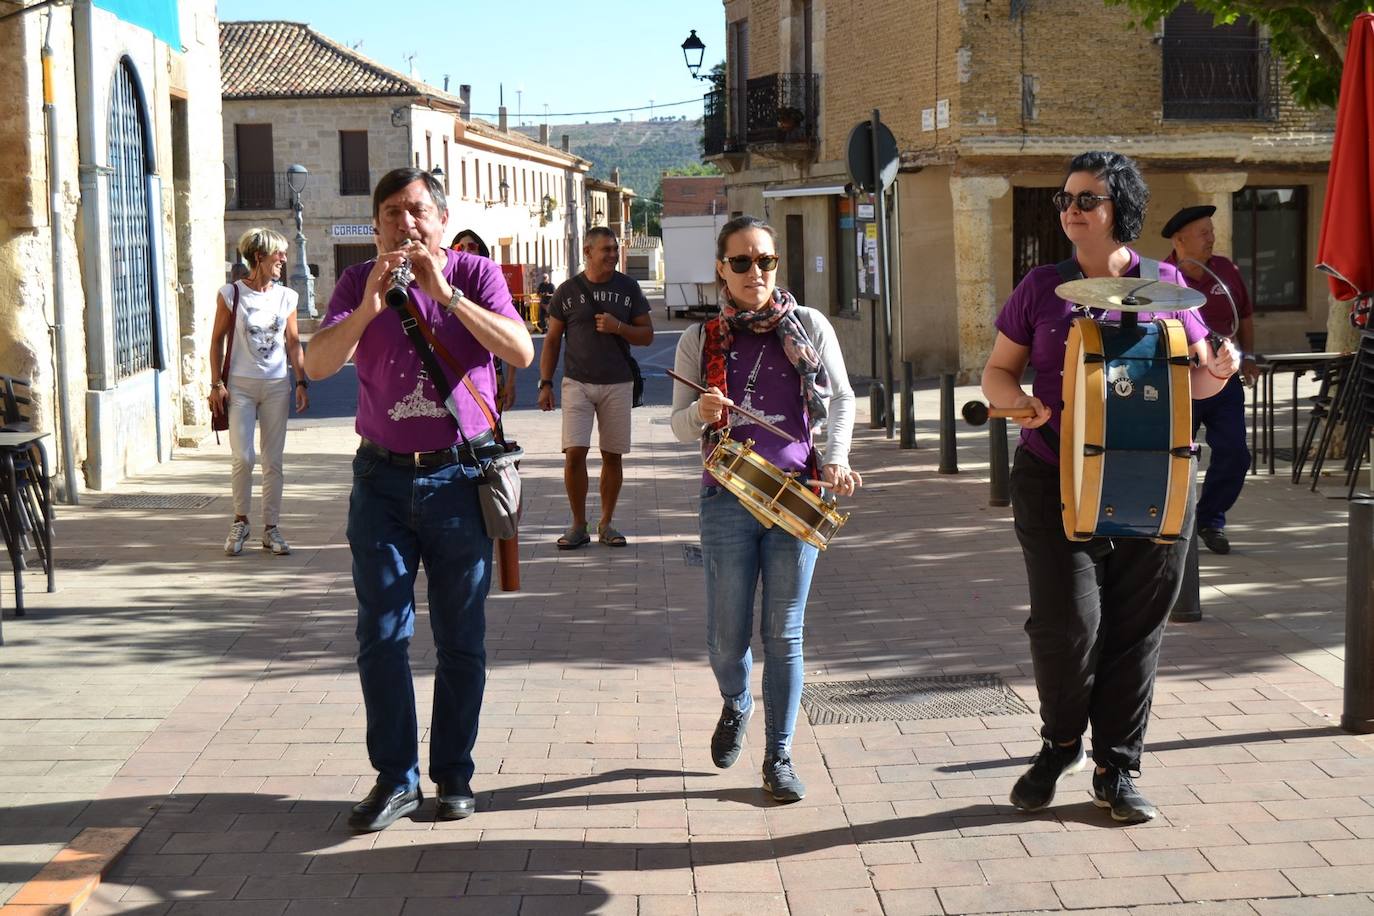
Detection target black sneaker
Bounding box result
[762,754,806,802]
[1199,527,1231,555]
[1092,767,1158,824]
[710,703,752,769]
[1009,738,1086,812]
[348,781,422,832]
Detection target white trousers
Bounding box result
[228,375,290,526]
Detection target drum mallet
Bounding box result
[961,402,1035,508]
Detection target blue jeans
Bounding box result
[700,486,818,758]
[347,450,492,791]
[1192,375,1250,530]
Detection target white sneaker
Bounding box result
[261,527,291,556]
[224,520,250,556]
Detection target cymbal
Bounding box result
[1055,278,1206,313]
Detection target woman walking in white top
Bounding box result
[209,228,309,556]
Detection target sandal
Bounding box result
[597,523,628,547]
[557,525,590,550]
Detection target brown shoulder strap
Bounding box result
[401,299,499,432]
[220,283,240,381]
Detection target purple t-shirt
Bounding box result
[1164,252,1252,337]
[702,330,812,485]
[994,250,1206,466]
[322,249,522,452]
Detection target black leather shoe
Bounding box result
[348,781,422,833]
[1199,527,1231,555]
[436,779,476,820]
[710,703,753,769]
[1009,738,1086,812]
[1093,767,1158,824]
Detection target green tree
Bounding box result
[1104,0,1374,108]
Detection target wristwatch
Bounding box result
[446,288,465,313]
[538,379,553,390]
[295,378,309,389]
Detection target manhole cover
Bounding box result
[97,494,216,510]
[56,558,107,570]
[800,674,1030,724]
[683,544,703,567]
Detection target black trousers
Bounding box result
[1009,447,1194,770]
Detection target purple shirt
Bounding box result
[703,330,812,485]
[323,249,522,452]
[994,250,1206,466]
[1163,252,1252,337]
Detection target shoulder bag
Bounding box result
[210,284,240,442]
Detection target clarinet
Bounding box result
[385,258,413,310]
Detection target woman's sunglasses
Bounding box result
[1052,191,1113,213]
[721,254,780,274]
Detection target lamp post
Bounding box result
[285,163,317,319]
[681,30,707,80]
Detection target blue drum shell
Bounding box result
[1095,321,1175,538]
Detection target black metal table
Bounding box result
[1251,352,1343,476]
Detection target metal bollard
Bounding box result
[938,373,958,474]
[900,362,916,449]
[988,418,1010,506]
[1343,498,1374,734]
[1170,529,1202,622]
[869,381,886,430]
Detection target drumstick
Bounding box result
[666,369,801,444]
[961,401,1037,426]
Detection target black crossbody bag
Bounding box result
[572,273,644,407]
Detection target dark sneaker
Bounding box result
[1009,738,1087,812]
[1092,767,1158,824]
[435,778,475,821]
[710,703,752,769]
[1199,527,1231,555]
[348,781,422,832]
[762,754,806,802]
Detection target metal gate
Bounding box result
[1012,187,1073,286]
[107,58,159,381]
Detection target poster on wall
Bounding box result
[856,221,880,299]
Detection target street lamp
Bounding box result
[285,163,317,319]
[430,165,445,190]
[681,30,706,80]
[483,178,511,209]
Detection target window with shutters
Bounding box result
[339,131,369,196]
[1162,3,1277,120]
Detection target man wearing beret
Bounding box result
[1162,205,1259,555]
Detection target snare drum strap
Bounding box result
[1054,255,1160,283]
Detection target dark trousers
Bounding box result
[1009,448,1194,770]
[347,451,492,791]
[1192,376,1249,531]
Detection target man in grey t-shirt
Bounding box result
[537,227,653,548]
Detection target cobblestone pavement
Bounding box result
[1,371,1372,915]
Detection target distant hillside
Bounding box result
[515,118,706,200]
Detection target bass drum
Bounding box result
[1060,316,1193,544]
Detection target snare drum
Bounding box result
[1060,316,1193,543]
[703,434,848,550]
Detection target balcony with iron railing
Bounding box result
[228,172,293,210]
[702,88,743,157]
[745,72,820,148]
[340,170,371,196]
[1161,37,1280,121]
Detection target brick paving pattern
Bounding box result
[1,367,1371,914]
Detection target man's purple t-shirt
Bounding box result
[994,250,1206,466]
[322,249,522,453]
[702,331,812,486]
[1163,252,1252,337]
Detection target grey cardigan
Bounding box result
[669,306,856,469]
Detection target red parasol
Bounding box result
[1317,12,1374,328]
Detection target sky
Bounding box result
[218,0,726,124]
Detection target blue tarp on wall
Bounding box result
[93,0,181,48]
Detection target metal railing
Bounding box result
[1162,37,1279,121]
[340,170,371,196]
[745,73,820,145]
[229,171,292,210]
[703,88,736,156]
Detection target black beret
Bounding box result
[1161,205,1217,239]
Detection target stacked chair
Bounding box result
[1300,332,1374,498]
[0,375,56,618]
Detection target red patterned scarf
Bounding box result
[701,286,830,435]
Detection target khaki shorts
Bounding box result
[561,379,634,454]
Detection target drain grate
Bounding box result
[56,558,107,570]
[800,674,1030,724]
[97,494,216,510]
[683,544,703,567]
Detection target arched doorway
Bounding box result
[106,57,161,381]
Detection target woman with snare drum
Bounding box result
[670,215,858,803]
[981,151,1237,824]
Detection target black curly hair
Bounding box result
[1064,151,1149,244]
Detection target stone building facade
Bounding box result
[0,0,225,494]
[707,0,1335,379]
[220,21,596,317]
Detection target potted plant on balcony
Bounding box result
[777,105,805,139]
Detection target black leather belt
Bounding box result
[360,431,502,468]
